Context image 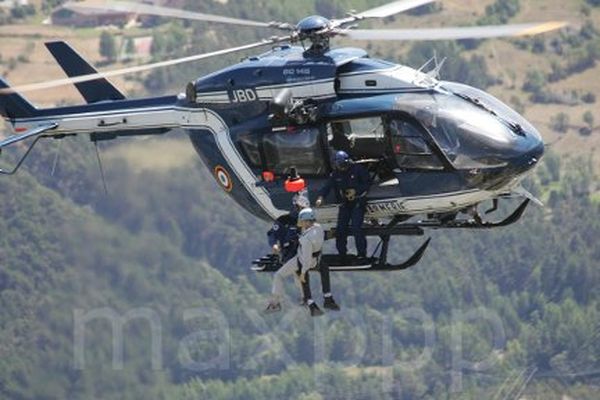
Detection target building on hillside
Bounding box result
[50,5,135,28]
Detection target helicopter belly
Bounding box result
[315,189,494,223]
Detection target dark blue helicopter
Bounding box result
[0,0,566,272]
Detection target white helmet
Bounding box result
[298,208,317,221]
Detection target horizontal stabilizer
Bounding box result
[0,123,58,175]
[0,122,57,149]
[0,77,37,119]
[45,41,126,103]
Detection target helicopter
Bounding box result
[0,0,566,273]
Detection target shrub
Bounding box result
[551,112,570,133]
[531,37,546,54]
[582,92,596,103]
[522,70,546,93]
[583,111,594,129]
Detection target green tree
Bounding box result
[544,151,561,182]
[481,0,520,24]
[99,31,117,63]
[124,37,136,61]
[10,4,36,19]
[583,111,594,129]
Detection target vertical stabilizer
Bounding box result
[45,41,126,103]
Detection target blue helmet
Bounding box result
[334,150,350,170]
[298,207,317,222]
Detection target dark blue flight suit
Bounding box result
[319,163,370,257]
[267,212,300,263]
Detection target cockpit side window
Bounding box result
[388,118,444,170]
[328,117,386,160]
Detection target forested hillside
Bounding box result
[1,1,599,399]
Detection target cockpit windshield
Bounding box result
[440,81,542,143]
[426,93,519,168]
[393,86,537,169]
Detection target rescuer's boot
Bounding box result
[308,301,324,317]
[323,296,341,311]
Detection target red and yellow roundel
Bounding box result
[214,165,233,192]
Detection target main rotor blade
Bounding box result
[344,21,568,41]
[331,0,436,29]
[0,37,289,94]
[66,0,274,29]
[356,0,437,19]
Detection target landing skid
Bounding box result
[420,199,530,230]
[323,238,430,271]
[251,238,430,273]
[251,200,529,273]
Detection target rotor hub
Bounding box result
[296,15,332,54]
[296,15,331,35]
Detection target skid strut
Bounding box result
[252,199,530,272]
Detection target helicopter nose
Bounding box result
[509,125,545,176]
[483,131,544,192]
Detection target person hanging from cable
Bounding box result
[268,190,339,309]
[265,206,338,316]
[290,191,341,310]
[316,150,371,261]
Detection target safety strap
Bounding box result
[297,251,322,273]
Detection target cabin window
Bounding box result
[328,117,386,159]
[388,119,444,170]
[262,126,328,176]
[237,132,262,169]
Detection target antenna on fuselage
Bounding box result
[416,50,447,80]
[50,139,62,176]
[93,140,109,195]
[416,56,436,74]
[427,56,447,79]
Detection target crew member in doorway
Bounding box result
[316,150,370,259]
